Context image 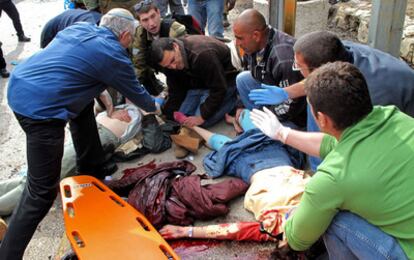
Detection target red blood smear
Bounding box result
[169,240,221,257]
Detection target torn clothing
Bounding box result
[107,160,247,228]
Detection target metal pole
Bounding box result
[268,0,297,36]
[368,0,407,57]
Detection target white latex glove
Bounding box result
[250,107,291,143]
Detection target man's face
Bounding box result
[138,8,161,35]
[293,52,313,77]
[159,43,184,70]
[233,23,260,55]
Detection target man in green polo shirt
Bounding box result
[250,61,414,258]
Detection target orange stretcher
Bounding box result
[60,175,179,260]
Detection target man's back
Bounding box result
[346,41,414,117]
[9,23,151,121]
[40,9,102,48]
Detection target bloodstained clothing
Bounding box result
[107,160,248,228]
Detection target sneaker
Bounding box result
[0,217,8,241]
[1,68,10,78]
[18,35,31,42]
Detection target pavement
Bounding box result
[0,0,278,259]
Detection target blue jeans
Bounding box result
[154,0,184,17]
[324,212,408,260]
[188,0,224,37]
[236,71,262,110]
[179,86,237,128]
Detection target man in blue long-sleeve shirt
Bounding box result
[2,8,157,259]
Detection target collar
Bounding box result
[175,39,189,70]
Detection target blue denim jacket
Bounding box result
[203,128,304,183]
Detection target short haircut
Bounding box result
[100,8,137,37]
[293,31,350,70]
[305,61,373,130]
[150,37,176,65]
[135,2,158,19]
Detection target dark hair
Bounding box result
[293,31,350,70]
[305,61,373,130]
[150,37,176,65]
[134,0,158,18]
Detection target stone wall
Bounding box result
[331,0,414,63]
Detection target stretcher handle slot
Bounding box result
[66,202,75,218]
[160,244,176,260]
[71,231,85,248]
[109,195,125,207]
[136,217,150,231]
[92,181,106,192]
[63,185,72,198]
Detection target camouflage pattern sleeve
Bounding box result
[169,21,187,38]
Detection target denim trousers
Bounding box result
[236,71,262,110]
[324,212,408,260]
[0,103,105,259]
[307,104,322,171]
[154,0,184,17]
[188,0,224,37]
[179,85,237,128]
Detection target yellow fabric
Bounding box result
[243,166,309,234]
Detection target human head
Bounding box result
[134,0,161,35]
[233,9,268,55]
[100,8,138,48]
[305,61,373,132]
[293,31,349,77]
[150,38,185,70]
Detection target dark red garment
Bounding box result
[166,175,248,226]
[107,161,248,229]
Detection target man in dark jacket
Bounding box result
[132,0,187,95]
[40,8,102,48]
[233,9,307,129]
[151,35,238,127]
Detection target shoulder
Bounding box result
[169,21,186,37]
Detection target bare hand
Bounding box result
[183,116,205,127]
[159,225,188,239]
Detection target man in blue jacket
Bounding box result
[248,31,414,171]
[2,8,158,259]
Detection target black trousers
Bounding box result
[0,103,105,259]
[0,45,5,69]
[0,0,24,36]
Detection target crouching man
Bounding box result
[151,35,238,128]
[251,62,414,258]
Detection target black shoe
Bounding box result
[223,14,230,28]
[95,160,118,180]
[18,35,31,42]
[1,68,10,78]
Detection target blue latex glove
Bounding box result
[248,84,289,105]
[154,97,165,106]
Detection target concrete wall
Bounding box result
[253,0,329,38]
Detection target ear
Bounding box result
[252,30,261,42]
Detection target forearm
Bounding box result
[284,80,306,99]
[284,129,324,158]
